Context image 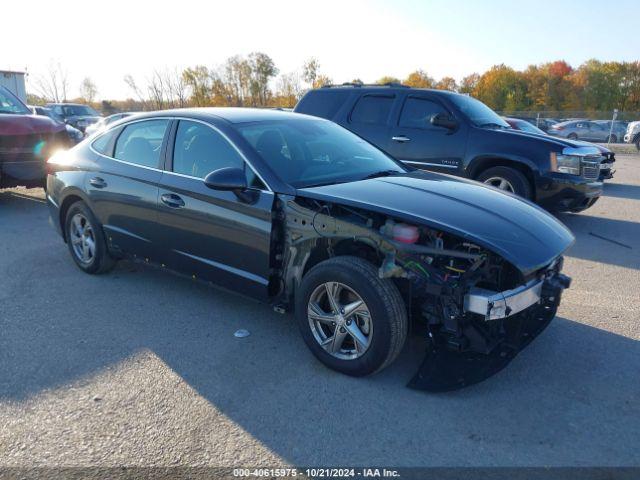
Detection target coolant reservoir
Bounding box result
[392,223,419,244]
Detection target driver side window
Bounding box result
[172,120,265,189]
[399,97,448,129]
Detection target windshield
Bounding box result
[0,87,31,114]
[449,94,509,128]
[62,105,99,117]
[515,120,546,135]
[236,119,406,188]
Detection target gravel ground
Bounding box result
[0,155,639,468]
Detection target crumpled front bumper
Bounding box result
[408,271,571,392]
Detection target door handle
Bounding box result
[160,193,185,208]
[392,136,411,143]
[89,177,107,188]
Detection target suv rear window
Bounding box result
[350,95,394,125]
[296,90,349,120]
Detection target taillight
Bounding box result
[554,126,565,131]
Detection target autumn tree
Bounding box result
[404,70,434,88]
[182,66,212,106]
[249,52,278,106]
[435,77,458,92]
[79,77,98,103]
[376,76,402,85]
[302,57,321,87]
[459,73,480,94]
[474,64,527,111]
[274,72,303,107]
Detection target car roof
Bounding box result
[316,85,461,97]
[46,102,89,107]
[127,107,321,124]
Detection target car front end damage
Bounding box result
[272,192,572,391]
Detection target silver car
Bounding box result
[593,120,627,143]
[549,120,617,143]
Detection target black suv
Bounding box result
[295,85,614,212]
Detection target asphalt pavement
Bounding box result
[0,155,639,468]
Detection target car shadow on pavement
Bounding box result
[558,213,640,270]
[602,183,640,201]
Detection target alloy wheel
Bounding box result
[483,176,515,193]
[307,282,373,360]
[69,213,96,265]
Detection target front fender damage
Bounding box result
[271,195,571,391]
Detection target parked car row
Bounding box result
[514,115,638,147]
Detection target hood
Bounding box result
[67,115,101,123]
[298,171,575,275]
[0,114,65,136]
[502,128,612,153]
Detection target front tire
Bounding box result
[295,256,408,377]
[477,166,532,199]
[65,201,116,274]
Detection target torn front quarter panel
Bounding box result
[298,170,575,276]
[273,193,572,392]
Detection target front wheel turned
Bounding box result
[295,256,408,376]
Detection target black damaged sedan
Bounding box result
[46,109,573,391]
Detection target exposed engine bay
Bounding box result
[270,195,571,391]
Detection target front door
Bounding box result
[386,94,467,174]
[155,120,274,300]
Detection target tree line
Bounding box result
[28,56,640,117]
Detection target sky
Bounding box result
[2,0,639,100]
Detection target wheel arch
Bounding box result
[58,189,93,242]
[468,156,537,195]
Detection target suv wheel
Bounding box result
[65,201,116,274]
[477,166,532,199]
[295,256,408,376]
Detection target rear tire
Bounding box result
[477,166,532,200]
[295,256,408,377]
[64,201,116,274]
[568,133,578,140]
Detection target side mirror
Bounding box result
[204,167,248,191]
[430,112,458,130]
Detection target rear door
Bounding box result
[155,119,274,300]
[86,118,170,258]
[387,94,467,173]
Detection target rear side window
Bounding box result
[114,119,169,168]
[296,90,349,119]
[91,129,119,156]
[349,95,394,125]
[399,97,448,128]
